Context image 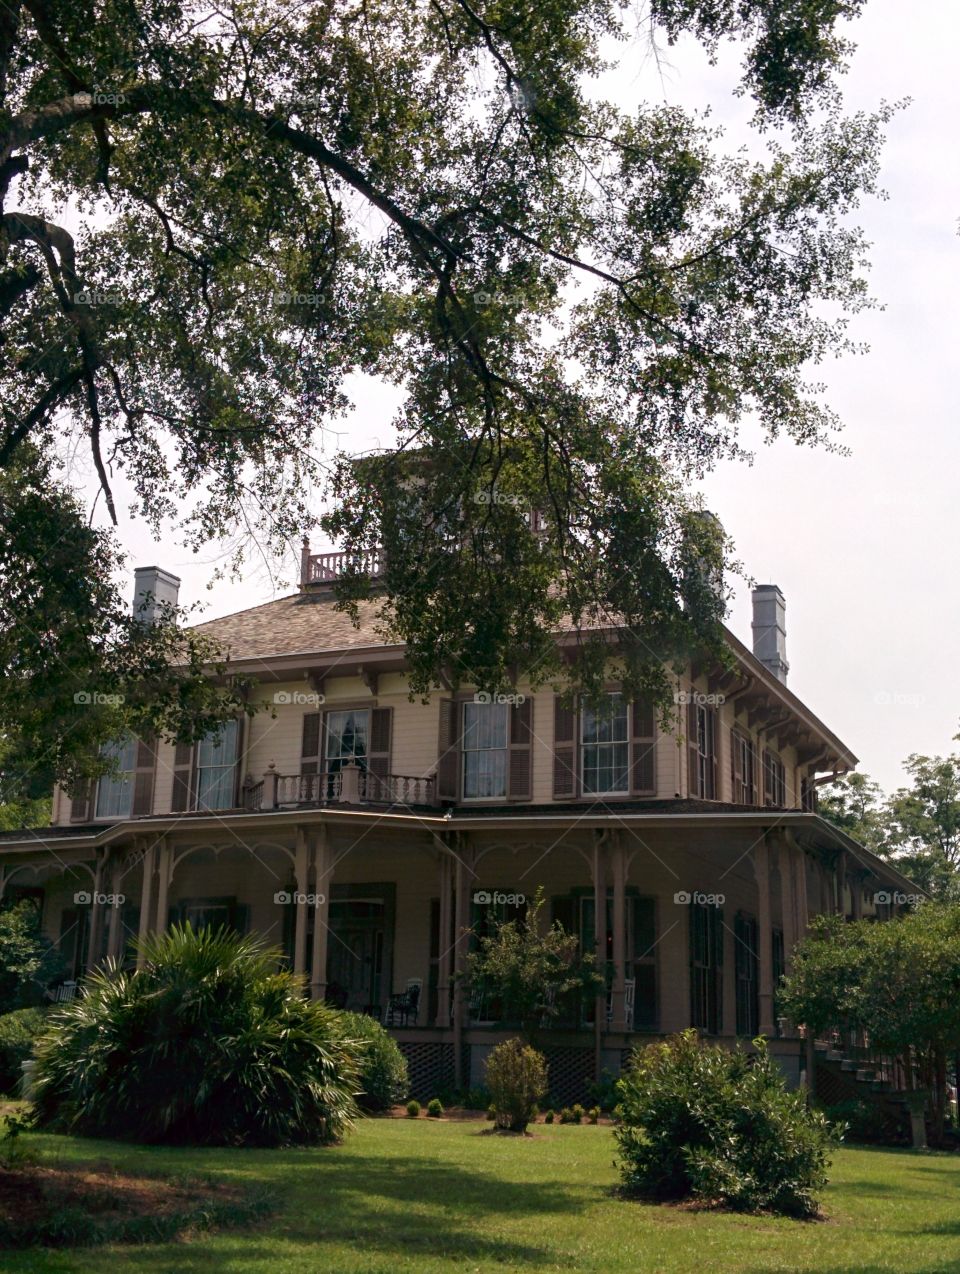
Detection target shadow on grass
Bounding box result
[35,1143,595,1269]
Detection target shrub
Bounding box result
[31,925,359,1146]
[336,1011,408,1112]
[0,901,63,1013]
[570,1103,585,1124]
[406,1100,421,1118]
[615,1031,836,1217]
[426,1098,443,1118]
[484,1037,548,1133]
[588,1106,601,1124]
[486,1105,496,1120]
[587,1068,620,1112]
[821,1097,908,1145]
[559,1107,574,1124]
[544,1109,554,1124]
[0,1006,46,1094]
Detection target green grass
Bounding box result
[5,1120,960,1272]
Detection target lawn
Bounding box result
[4,1119,960,1273]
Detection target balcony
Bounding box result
[300,544,384,590]
[243,763,436,811]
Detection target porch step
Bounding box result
[814,1041,830,1054]
[855,1069,876,1082]
[840,1060,858,1072]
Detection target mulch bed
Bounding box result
[0,1163,272,1248]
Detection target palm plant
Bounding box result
[31,924,359,1146]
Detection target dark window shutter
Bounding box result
[508,698,533,800]
[171,740,194,812]
[131,735,157,817]
[301,712,322,776]
[230,716,246,806]
[551,894,577,935]
[687,699,699,798]
[553,696,576,798]
[69,782,93,823]
[436,699,459,801]
[369,707,392,782]
[630,698,656,795]
[731,730,744,804]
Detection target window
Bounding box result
[462,701,509,798]
[734,912,759,1036]
[95,735,136,818]
[763,749,786,807]
[325,709,369,773]
[731,730,755,804]
[693,704,716,799]
[196,719,240,810]
[581,693,629,795]
[690,901,723,1033]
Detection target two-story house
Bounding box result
[0,550,917,1102]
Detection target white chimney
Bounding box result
[751,585,788,684]
[132,566,180,624]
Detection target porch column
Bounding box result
[105,854,124,961]
[452,834,474,1088]
[611,831,627,1031]
[795,842,809,937]
[592,832,605,1079]
[310,824,333,999]
[778,836,797,974]
[435,848,453,1027]
[851,868,863,920]
[136,839,157,965]
[293,827,310,977]
[154,838,172,935]
[755,838,775,1038]
[85,850,106,971]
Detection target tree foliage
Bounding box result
[0,898,63,1013]
[0,0,891,779]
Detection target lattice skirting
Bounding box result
[398,1041,456,1102]
[543,1046,596,1107]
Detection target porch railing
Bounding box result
[243,765,435,811]
[302,547,384,587]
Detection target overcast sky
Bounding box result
[95,0,958,795]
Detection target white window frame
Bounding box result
[325,708,370,773]
[461,701,509,801]
[580,692,629,796]
[95,735,136,819]
[195,719,240,811]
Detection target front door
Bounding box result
[326,898,385,1012]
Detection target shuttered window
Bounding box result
[196,719,241,810]
[462,701,509,798]
[581,693,629,795]
[95,735,137,818]
[325,710,369,770]
[730,729,755,805]
[687,700,717,800]
[762,748,786,807]
[690,900,724,1033]
[734,911,759,1036]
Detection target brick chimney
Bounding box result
[132,566,180,624]
[751,584,788,684]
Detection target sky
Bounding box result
[89,0,959,795]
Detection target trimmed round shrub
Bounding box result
[484,1037,547,1133]
[615,1030,836,1217]
[336,1011,408,1111]
[0,1007,46,1094]
[427,1097,443,1118]
[31,925,359,1146]
[406,1099,421,1118]
[543,1109,555,1124]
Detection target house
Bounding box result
[0,550,917,1102]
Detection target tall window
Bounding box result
[731,730,754,804]
[690,901,723,1033]
[763,749,786,807]
[95,735,136,818]
[734,912,759,1036]
[693,704,716,799]
[581,693,629,795]
[462,701,509,798]
[196,719,239,810]
[325,710,369,773]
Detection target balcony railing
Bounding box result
[301,546,384,588]
[243,764,435,811]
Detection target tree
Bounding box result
[0,899,63,1013]
[1,0,889,785]
[883,748,960,897]
[818,772,886,855]
[780,905,960,1146]
[463,887,601,1039]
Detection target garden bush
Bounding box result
[31,925,359,1146]
[821,1097,908,1145]
[335,1011,408,1111]
[484,1037,548,1133]
[427,1098,443,1118]
[615,1030,836,1217]
[406,1100,421,1118]
[0,1006,46,1093]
